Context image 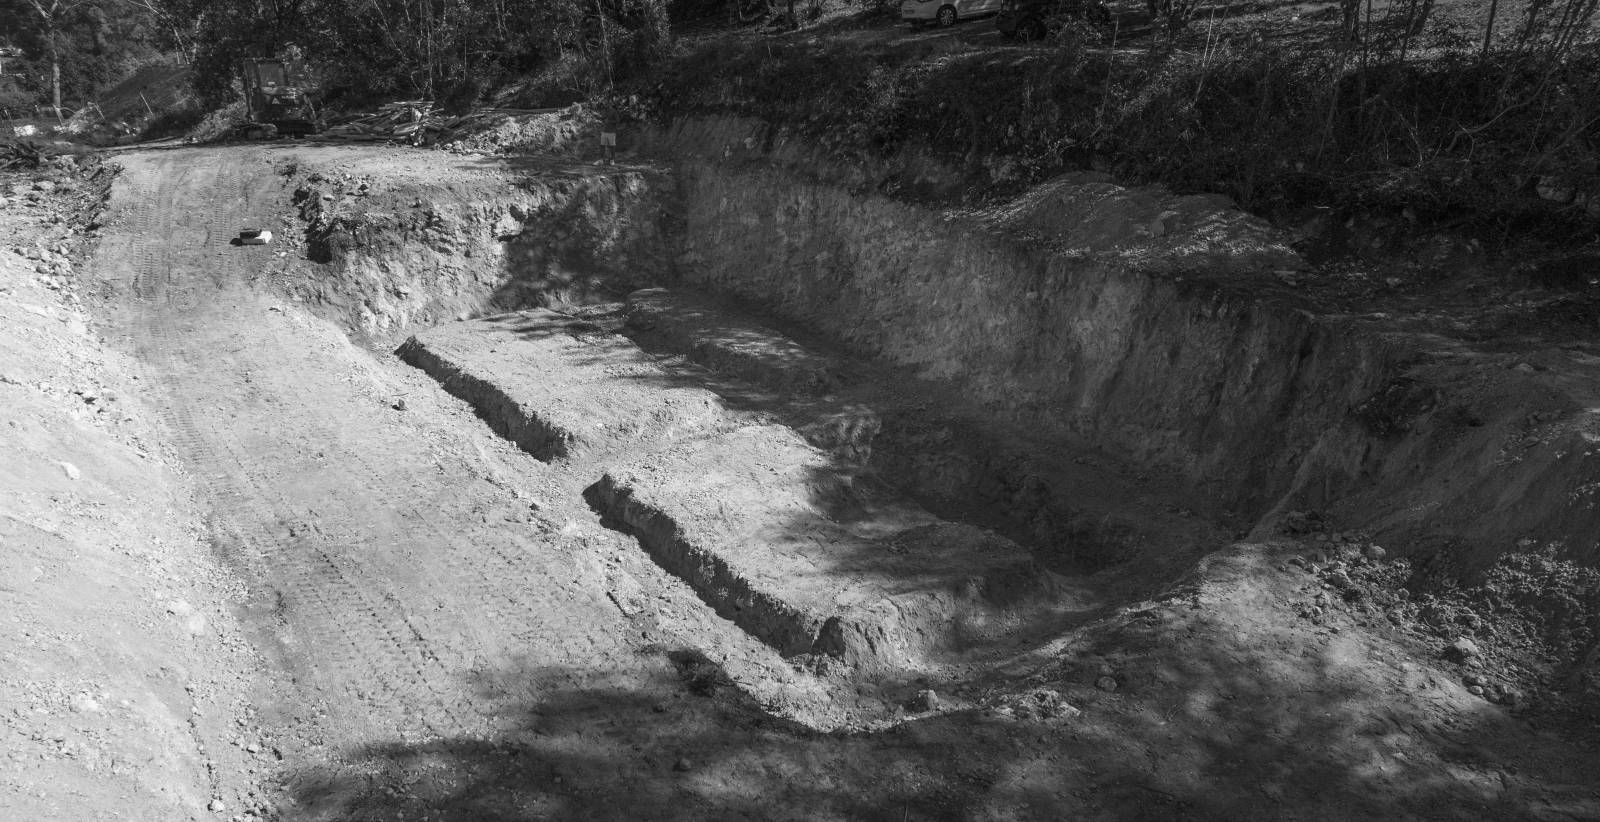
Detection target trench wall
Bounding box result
[640,117,1600,572]
[285,162,669,340]
[641,119,1396,513]
[276,129,1600,572]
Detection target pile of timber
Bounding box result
[320,101,562,145]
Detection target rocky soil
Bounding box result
[0,158,272,820]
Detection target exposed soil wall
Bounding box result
[279,154,670,341]
[641,120,1391,508]
[267,132,1600,577]
[639,117,1600,575]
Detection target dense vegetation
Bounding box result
[651,4,1600,236]
[2,0,1597,237]
[0,0,671,118]
[0,0,171,117]
[164,0,671,110]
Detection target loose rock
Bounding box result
[1445,637,1481,662]
[1282,511,1312,533]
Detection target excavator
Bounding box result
[240,58,322,139]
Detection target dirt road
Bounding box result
[85,147,760,817]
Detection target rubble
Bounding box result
[320,100,581,151]
[2,139,46,170]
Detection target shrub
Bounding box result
[187,0,672,110]
[139,104,206,140]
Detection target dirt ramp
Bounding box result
[587,425,1062,671]
[396,309,730,460]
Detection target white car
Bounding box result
[901,0,1005,27]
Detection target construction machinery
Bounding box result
[240,58,321,139]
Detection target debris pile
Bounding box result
[1277,512,1600,719]
[1,139,46,170]
[2,153,108,230]
[322,100,440,143]
[321,101,589,151]
[434,104,596,154]
[312,101,588,151]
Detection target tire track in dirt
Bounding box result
[90,148,635,754]
[130,286,476,738]
[145,324,491,740]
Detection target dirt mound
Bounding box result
[1028,542,1600,821]
[982,171,1304,275]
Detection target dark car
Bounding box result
[996,0,1114,40]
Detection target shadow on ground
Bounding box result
[283,614,1600,822]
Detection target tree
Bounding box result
[0,0,165,117]
[173,0,670,110]
[114,0,201,60]
[4,0,96,118]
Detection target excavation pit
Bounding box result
[43,137,1600,821]
[402,291,1163,675]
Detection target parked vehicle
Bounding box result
[995,0,1114,40]
[901,0,1006,28]
[240,58,323,139]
